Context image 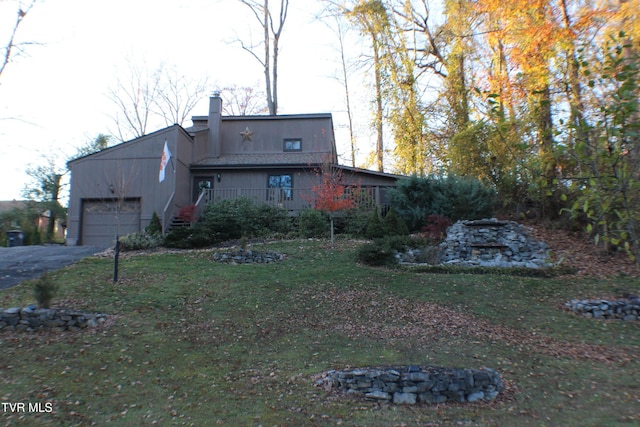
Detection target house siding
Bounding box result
[67,126,193,246]
[219,115,336,161]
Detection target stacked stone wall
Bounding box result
[439,219,550,268]
[0,306,107,332]
[317,366,502,405]
[564,297,640,321]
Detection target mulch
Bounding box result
[524,222,640,279]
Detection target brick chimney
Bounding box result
[207,92,222,158]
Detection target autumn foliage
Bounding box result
[309,166,360,214]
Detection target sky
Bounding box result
[0,0,373,202]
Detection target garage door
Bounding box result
[81,199,141,246]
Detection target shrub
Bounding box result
[33,274,59,309]
[382,208,409,236]
[202,197,289,238]
[178,205,198,224]
[365,208,385,239]
[255,203,291,235]
[357,234,446,267]
[163,226,215,249]
[356,242,397,267]
[163,197,291,249]
[421,214,453,242]
[378,235,413,252]
[389,175,496,231]
[119,232,163,251]
[146,212,163,236]
[338,208,372,237]
[297,209,329,238]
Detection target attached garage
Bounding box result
[81,199,141,247]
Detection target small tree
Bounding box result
[146,212,162,236]
[309,165,360,247]
[382,207,409,236]
[365,207,385,239]
[33,273,58,309]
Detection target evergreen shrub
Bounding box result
[382,207,410,236]
[33,273,58,309]
[163,226,215,249]
[202,197,289,238]
[365,208,385,239]
[163,197,291,248]
[297,209,329,238]
[146,212,163,236]
[356,242,397,267]
[389,175,496,231]
[339,208,372,237]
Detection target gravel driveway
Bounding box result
[0,245,105,290]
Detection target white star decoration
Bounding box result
[240,127,253,142]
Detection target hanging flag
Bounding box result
[159,141,172,183]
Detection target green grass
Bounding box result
[1,239,639,426]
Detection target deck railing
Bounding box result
[199,187,386,213]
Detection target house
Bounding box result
[67,94,401,247]
[0,200,66,244]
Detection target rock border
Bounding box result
[316,366,502,405]
[0,305,108,332]
[211,249,285,264]
[564,296,640,321]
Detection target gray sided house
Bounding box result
[67,95,400,247]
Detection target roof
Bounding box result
[0,200,27,212]
[67,124,191,165]
[0,200,47,214]
[191,113,333,122]
[191,152,331,168]
[334,165,405,180]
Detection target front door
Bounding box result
[193,177,214,203]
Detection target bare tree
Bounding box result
[107,60,160,141]
[327,12,358,167]
[219,84,269,116]
[107,60,211,141]
[237,0,290,115]
[1,0,37,83]
[155,65,210,126]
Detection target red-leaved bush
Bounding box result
[178,204,198,224]
[421,214,453,241]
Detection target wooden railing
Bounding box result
[199,187,386,213]
[162,191,176,234]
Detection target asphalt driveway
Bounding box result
[0,245,105,290]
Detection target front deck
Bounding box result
[196,186,391,213]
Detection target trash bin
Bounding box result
[6,230,24,247]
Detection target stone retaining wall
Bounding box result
[317,366,502,405]
[211,249,284,264]
[564,297,640,321]
[0,306,107,332]
[439,219,551,268]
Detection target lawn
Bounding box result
[1,239,639,426]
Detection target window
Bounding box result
[284,139,302,152]
[268,174,293,200]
